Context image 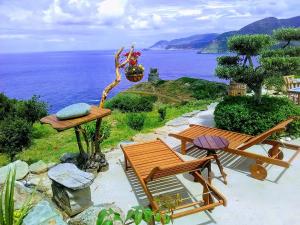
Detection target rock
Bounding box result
[14,181,43,210]
[68,203,124,225]
[48,163,95,190]
[165,117,189,127]
[0,160,29,184]
[47,162,57,170]
[48,163,95,216]
[51,182,93,216]
[25,173,53,197]
[23,200,67,225]
[29,160,48,174]
[60,153,80,164]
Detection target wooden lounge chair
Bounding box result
[120,139,226,219]
[169,118,300,180]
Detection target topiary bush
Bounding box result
[105,93,157,112]
[214,96,300,136]
[126,113,146,131]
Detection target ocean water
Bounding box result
[0,50,225,113]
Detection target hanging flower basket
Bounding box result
[123,51,144,82]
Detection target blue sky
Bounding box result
[0,0,299,53]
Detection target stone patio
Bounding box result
[91,103,300,225]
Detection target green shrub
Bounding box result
[0,117,33,161]
[0,93,16,120]
[158,106,167,121]
[191,81,227,100]
[16,95,48,124]
[127,113,146,131]
[214,96,300,136]
[105,93,157,112]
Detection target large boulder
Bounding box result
[68,203,124,225]
[0,160,29,184]
[23,200,67,225]
[29,160,48,174]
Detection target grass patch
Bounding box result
[0,99,211,165]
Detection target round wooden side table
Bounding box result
[193,135,229,184]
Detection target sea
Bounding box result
[0,50,226,113]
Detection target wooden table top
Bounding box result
[193,135,229,150]
[40,106,111,132]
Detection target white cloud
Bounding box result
[96,0,128,22]
[43,0,75,24]
[0,34,30,39]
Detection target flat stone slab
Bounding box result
[182,110,202,117]
[23,200,66,225]
[0,160,29,184]
[48,163,95,190]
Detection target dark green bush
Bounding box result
[0,117,32,161]
[105,93,157,112]
[158,106,167,121]
[214,96,300,136]
[16,95,48,124]
[127,113,146,131]
[191,81,227,100]
[0,93,16,120]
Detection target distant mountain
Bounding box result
[150,33,219,50]
[149,16,300,53]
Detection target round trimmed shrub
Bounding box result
[127,113,146,131]
[214,96,300,136]
[105,93,157,112]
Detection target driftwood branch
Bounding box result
[99,45,134,108]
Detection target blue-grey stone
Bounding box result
[22,200,67,225]
[56,103,91,120]
[0,160,29,184]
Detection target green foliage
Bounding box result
[261,46,300,57]
[264,76,285,93]
[84,121,111,143]
[227,34,273,55]
[217,56,240,66]
[16,96,48,124]
[273,28,300,43]
[260,56,300,76]
[214,96,300,136]
[126,113,146,131]
[0,93,16,121]
[0,117,32,161]
[105,93,157,112]
[190,81,227,100]
[97,206,171,225]
[0,167,33,225]
[158,106,167,121]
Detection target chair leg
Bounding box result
[181,140,187,155]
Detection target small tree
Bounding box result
[261,28,300,87]
[216,30,300,103]
[216,34,273,103]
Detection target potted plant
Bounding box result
[123,51,144,82]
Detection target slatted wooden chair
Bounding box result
[169,118,300,180]
[120,138,226,219]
